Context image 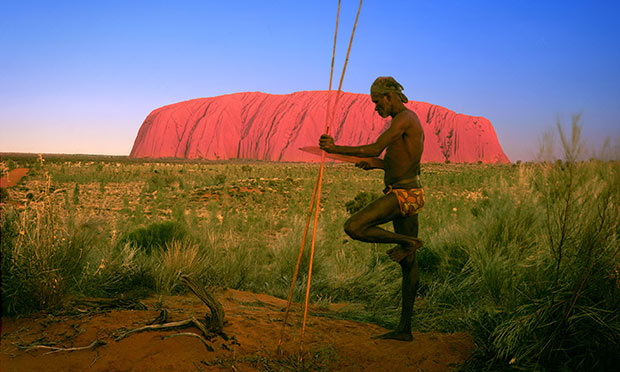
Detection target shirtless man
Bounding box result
[319,76,424,341]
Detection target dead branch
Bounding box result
[162,332,214,352]
[113,276,226,345]
[181,275,225,332]
[115,319,193,341]
[193,361,206,372]
[23,339,106,355]
[147,308,169,325]
[189,314,212,339]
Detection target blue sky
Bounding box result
[1,0,618,161]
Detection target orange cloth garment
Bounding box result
[384,186,425,217]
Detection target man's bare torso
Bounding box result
[383,110,424,188]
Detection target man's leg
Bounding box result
[372,214,420,341]
[344,194,421,260]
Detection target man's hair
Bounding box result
[370,76,408,103]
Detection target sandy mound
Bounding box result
[0,289,474,371]
[0,168,29,189]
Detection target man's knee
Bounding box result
[344,218,365,240]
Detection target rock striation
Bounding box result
[130,91,509,163]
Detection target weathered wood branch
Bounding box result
[162,332,214,351]
[23,339,106,354]
[181,275,225,332]
[147,309,169,325]
[115,319,193,341]
[114,276,226,345]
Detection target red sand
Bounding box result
[0,289,474,371]
[0,168,29,188]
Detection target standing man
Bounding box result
[319,76,424,341]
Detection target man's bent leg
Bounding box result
[344,194,421,260]
[372,214,420,341]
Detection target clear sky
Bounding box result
[1,0,618,161]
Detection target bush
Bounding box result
[1,191,103,314]
[0,187,9,203]
[345,191,381,215]
[455,118,620,371]
[79,243,152,298]
[214,173,227,185]
[152,240,208,294]
[119,220,188,254]
[145,171,176,192]
[416,246,441,273]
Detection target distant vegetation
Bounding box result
[1,124,618,371]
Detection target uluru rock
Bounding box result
[130,91,510,163]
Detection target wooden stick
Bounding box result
[193,361,206,372]
[300,0,364,361]
[115,319,193,341]
[181,275,225,332]
[277,171,321,354]
[162,332,214,352]
[24,339,106,355]
[114,277,225,342]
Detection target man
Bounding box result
[319,76,424,341]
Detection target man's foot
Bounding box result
[371,330,413,341]
[386,239,422,262]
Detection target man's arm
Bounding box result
[319,113,409,157]
[355,158,384,170]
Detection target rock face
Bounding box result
[130,91,510,163]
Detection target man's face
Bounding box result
[371,93,390,118]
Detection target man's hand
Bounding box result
[355,158,384,170]
[319,134,336,153]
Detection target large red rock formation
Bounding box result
[130,91,509,163]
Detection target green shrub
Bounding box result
[416,246,440,273]
[453,118,620,371]
[1,193,103,314]
[5,159,17,172]
[119,220,188,254]
[345,191,381,215]
[152,240,208,294]
[80,243,152,297]
[214,173,227,185]
[145,171,176,192]
[0,187,9,203]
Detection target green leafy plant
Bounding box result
[119,220,188,254]
[345,191,381,215]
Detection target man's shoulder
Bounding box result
[392,109,421,127]
[405,108,421,122]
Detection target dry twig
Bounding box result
[113,276,226,345]
[162,332,215,351]
[115,319,193,341]
[181,275,225,332]
[23,339,106,355]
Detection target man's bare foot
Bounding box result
[371,330,413,341]
[386,239,422,262]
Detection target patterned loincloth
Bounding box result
[383,186,424,217]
